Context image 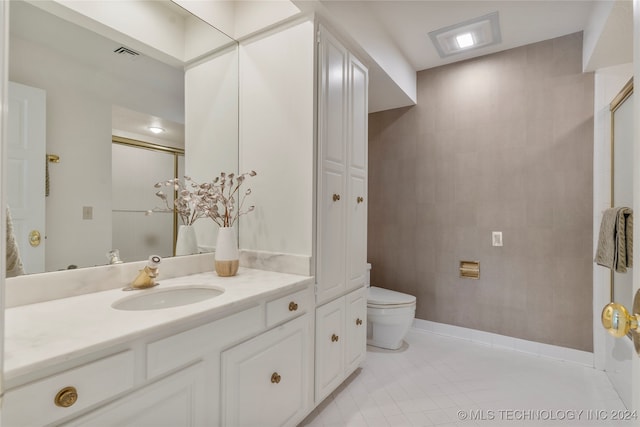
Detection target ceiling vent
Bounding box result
[113,46,140,58]
[429,12,501,58]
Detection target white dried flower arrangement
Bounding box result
[153,171,257,227]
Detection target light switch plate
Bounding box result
[492,231,503,247]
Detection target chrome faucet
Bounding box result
[126,255,161,290]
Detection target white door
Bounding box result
[7,81,46,274]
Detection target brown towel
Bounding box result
[595,207,633,273]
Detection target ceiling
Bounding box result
[303,0,631,111]
[330,0,598,72]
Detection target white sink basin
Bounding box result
[112,285,224,311]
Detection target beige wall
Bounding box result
[368,33,594,351]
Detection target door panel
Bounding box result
[8,82,46,274]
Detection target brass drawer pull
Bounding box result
[271,372,281,384]
[357,196,364,204]
[288,301,298,312]
[356,318,363,326]
[54,386,78,408]
[332,194,341,202]
[331,333,339,342]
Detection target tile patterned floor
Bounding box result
[299,329,635,427]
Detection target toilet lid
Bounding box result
[368,286,416,306]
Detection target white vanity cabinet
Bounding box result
[315,287,367,403]
[2,350,136,427]
[2,277,314,427]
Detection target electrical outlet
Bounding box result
[83,206,93,220]
[492,231,503,247]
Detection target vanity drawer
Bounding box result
[3,350,135,427]
[266,286,312,328]
[147,305,262,379]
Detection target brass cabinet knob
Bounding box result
[271,372,281,384]
[601,289,640,356]
[332,194,341,202]
[54,386,78,408]
[331,333,339,342]
[357,196,364,204]
[288,301,298,312]
[356,318,363,326]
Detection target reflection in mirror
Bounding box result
[610,78,634,314]
[6,0,238,275]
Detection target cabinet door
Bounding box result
[318,169,346,302]
[222,314,312,427]
[63,363,206,427]
[317,25,348,304]
[315,297,345,403]
[345,287,367,374]
[346,53,368,291]
[347,173,367,290]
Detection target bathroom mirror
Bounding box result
[610,77,634,316]
[6,0,238,275]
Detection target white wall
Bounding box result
[238,20,315,256]
[185,46,239,249]
[583,0,633,72]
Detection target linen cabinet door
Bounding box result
[318,169,346,303]
[345,287,367,374]
[221,315,312,427]
[317,25,348,304]
[347,173,367,291]
[346,52,368,291]
[315,297,345,403]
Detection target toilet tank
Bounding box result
[366,263,372,287]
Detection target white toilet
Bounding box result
[366,263,417,350]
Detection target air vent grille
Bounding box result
[113,46,140,57]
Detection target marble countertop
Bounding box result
[4,267,313,384]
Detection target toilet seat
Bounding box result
[367,286,416,308]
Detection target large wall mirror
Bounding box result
[7,0,238,275]
[610,78,633,314]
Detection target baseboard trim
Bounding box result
[412,319,594,367]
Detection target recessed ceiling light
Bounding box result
[148,126,165,134]
[429,12,501,58]
[456,32,475,49]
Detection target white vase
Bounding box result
[175,225,198,256]
[215,226,239,276]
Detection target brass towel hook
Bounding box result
[601,289,640,356]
